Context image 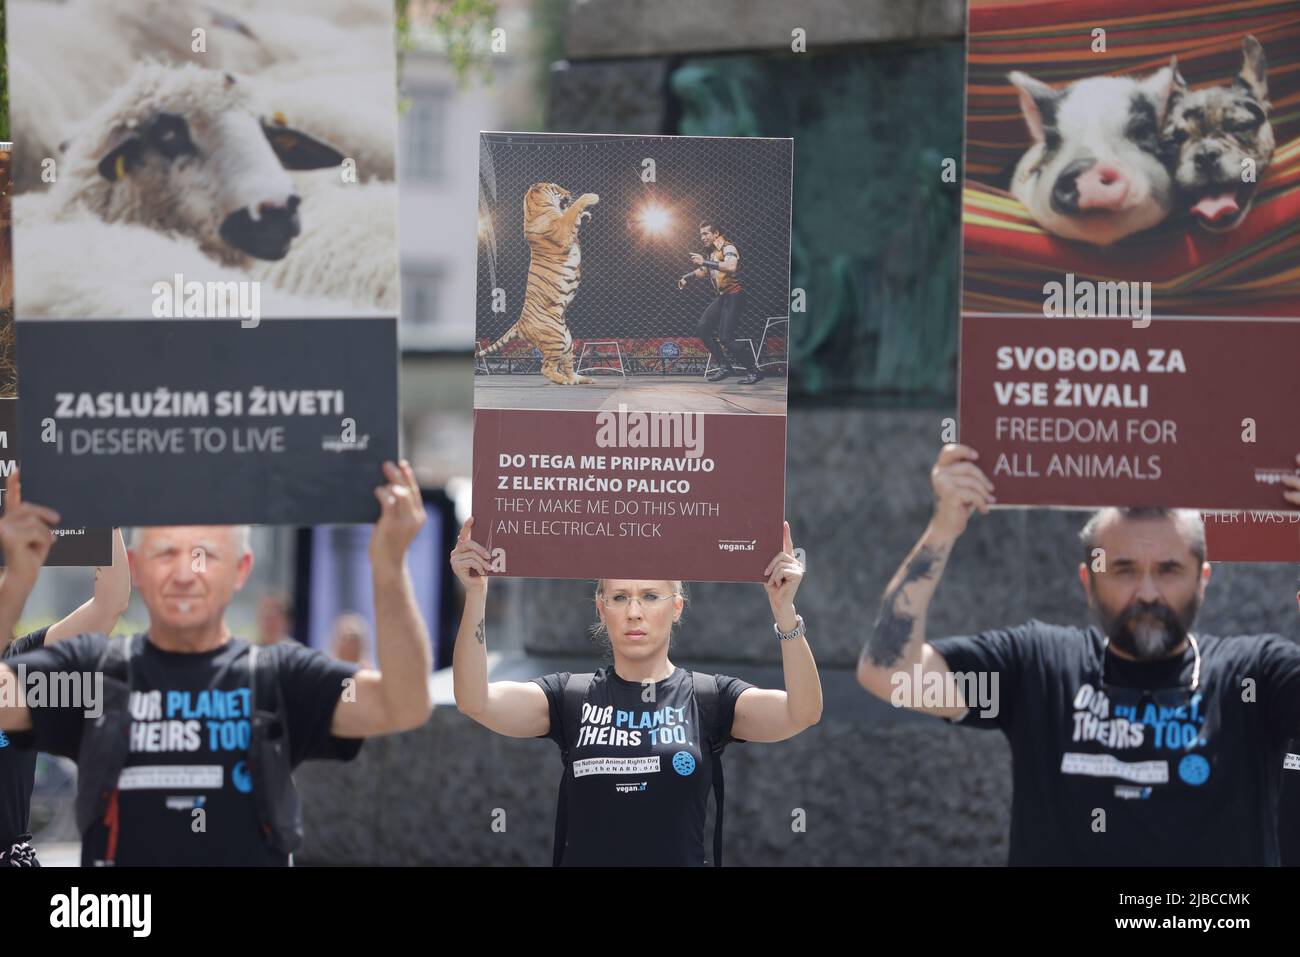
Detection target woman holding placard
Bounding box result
[449,517,821,866]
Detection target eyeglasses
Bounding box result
[600,593,673,610]
[1098,634,1202,712]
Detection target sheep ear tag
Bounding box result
[96,133,142,183]
[262,122,346,171]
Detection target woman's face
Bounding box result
[596,580,682,662]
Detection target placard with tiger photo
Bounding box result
[472,132,793,581]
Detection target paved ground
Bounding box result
[33,841,79,866]
[474,373,787,415]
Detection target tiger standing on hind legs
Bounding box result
[476,183,600,386]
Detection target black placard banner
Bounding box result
[0,142,109,564]
[6,0,401,529]
[16,319,398,526]
[0,399,111,564]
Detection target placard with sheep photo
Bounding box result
[6,0,401,526]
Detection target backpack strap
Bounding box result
[249,644,281,725]
[552,672,593,867]
[95,633,134,682]
[248,643,304,855]
[75,634,137,863]
[691,671,727,867]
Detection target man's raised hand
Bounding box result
[370,460,426,567]
[0,469,60,585]
[931,444,995,537]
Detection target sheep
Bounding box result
[217,2,393,69]
[252,67,398,182]
[250,171,399,312]
[18,61,398,315]
[9,0,397,193]
[37,63,330,264]
[89,0,273,72]
[12,215,376,320]
[218,4,399,181]
[8,0,135,194]
[8,0,274,193]
[221,0,395,33]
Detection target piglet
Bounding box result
[1009,60,1178,246]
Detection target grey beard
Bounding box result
[1126,615,1181,660]
[1103,597,1198,661]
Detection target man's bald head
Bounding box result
[1079,508,1205,572]
[130,525,251,556]
[127,526,255,642]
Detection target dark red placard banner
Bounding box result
[1203,512,1300,563]
[473,409,785,581]
[961,317,1300,510]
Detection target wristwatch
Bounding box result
[774,614,805,641]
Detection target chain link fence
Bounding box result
[476,132,791,377]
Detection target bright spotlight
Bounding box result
[637,203,672,236]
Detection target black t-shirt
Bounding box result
[1,629,48,847]
[535,665,752,866]
[1278,739,1300,864]
[932,621,1300,865]
[8,633,363,866]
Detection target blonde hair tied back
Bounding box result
[589,579,688,647]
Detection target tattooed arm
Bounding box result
[449,518,550,737]
[857,444,995,719]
